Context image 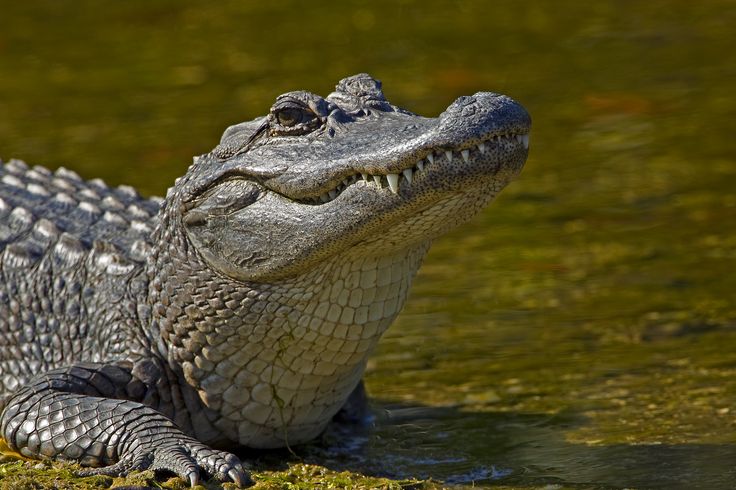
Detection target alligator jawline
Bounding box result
[295,131,529,205]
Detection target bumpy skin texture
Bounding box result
[0,74,530,486]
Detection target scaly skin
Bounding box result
[0,74,530,486]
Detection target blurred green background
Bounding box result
[1,1,735,488]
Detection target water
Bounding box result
[0,1,734,488]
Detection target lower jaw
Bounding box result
[353,181,505,255]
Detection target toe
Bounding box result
[228,466,253,487]
[150,446,200,485]
[191,447,251,487]
[77,459,130,478]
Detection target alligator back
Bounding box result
[0,159,160,250]
[0,159,160,393]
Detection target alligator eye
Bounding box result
[269,92,327,136]
[276,107,303,127]
[270,104,321,136]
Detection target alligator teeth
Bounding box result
[386,173,399,193]
[312,130,529,205]
[402,168,413,184]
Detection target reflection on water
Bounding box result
[312,406,736,489]
[0,1,734,488]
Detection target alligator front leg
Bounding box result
[0,363,250,487]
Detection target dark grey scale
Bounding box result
[2,159,29,174]
[130,239,152,263]
[75,201,103,223]
[95,192,137,233]
[31,218,62,245]
[52,233,87,265]
[0,200,13,248]
[114,186,149,215]
[28,165,53,178]
[87,178,109,194]
[79,188,101,203]
[0,207,34,245]
[53,167,83,183]
[0,174,26,191]
[24,182,51,199]
[50,177,78,193]
[101,195,125,211]
[102,211,129,230]
[49,192,79,213]
[126,203,152,220]
[130,220,155,237]
[8,207,35,234]
[23,176,52,195]
[0,197,10,218]
[2,242,43,270]
[88,241,136,281]
[140,201,162,220]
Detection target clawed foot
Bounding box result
[77,438,251,487]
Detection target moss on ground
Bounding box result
[0,458,438,490]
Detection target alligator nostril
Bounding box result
[455,95,476,106]
[462,105,477,117]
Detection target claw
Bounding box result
[187,470,200,487]
[228,467,252,487]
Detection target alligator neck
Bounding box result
[147,208,430,445]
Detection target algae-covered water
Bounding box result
[0,1,734,489]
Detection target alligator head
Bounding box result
[152,73,531,447]
[173,73,531,283]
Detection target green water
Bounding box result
[0,1,734,489]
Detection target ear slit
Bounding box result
[183,210,208,227]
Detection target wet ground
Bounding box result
[0,1,734,488]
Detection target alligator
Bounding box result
[0,74,530,487]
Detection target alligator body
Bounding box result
[0,74,530,486]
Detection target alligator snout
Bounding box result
[439,92,531,141]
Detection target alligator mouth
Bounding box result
[300,131,529,205]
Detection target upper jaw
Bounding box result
[184,90,531,206]
[255,92,531,203]
[300,130,529,204]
